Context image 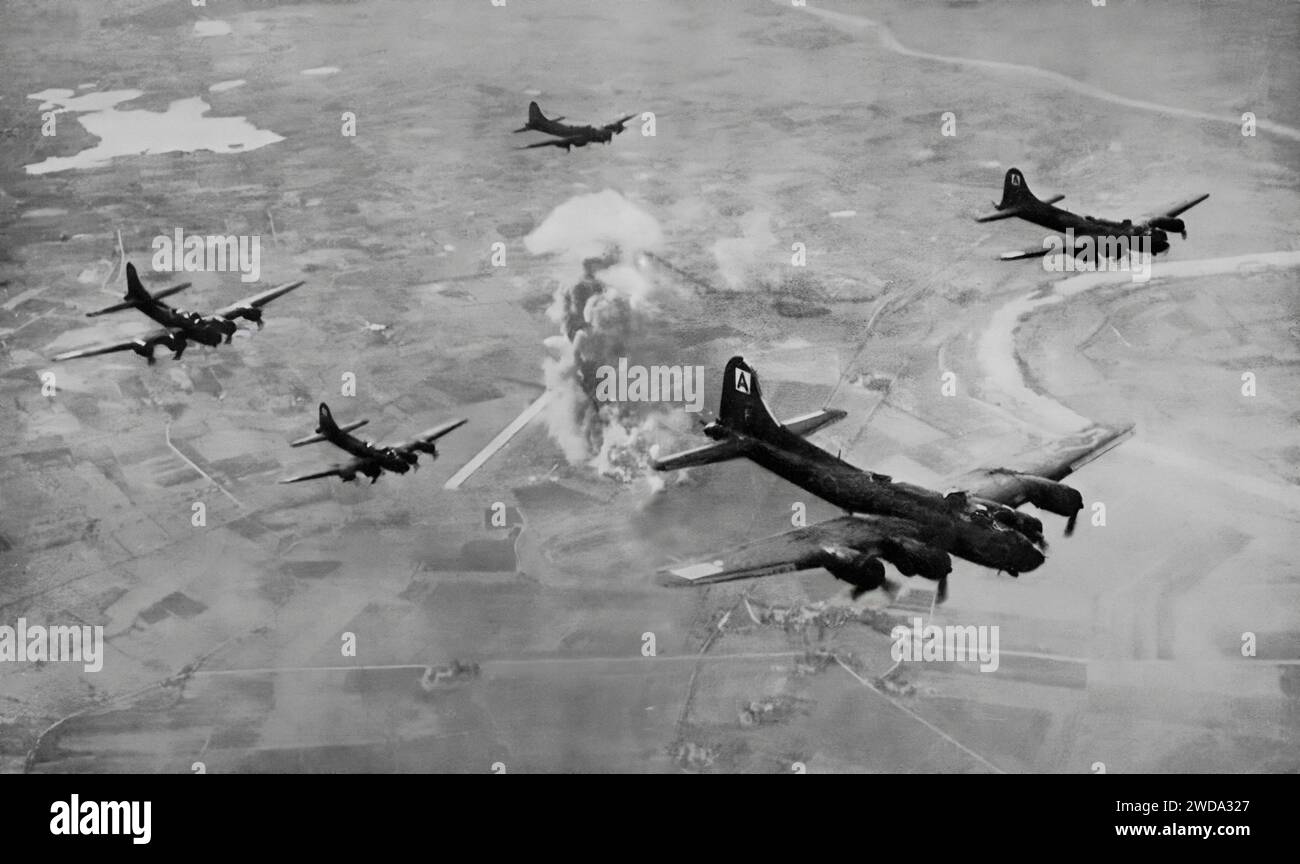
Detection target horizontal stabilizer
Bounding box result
[975,206,1025,223]
[85,300,140,317]
[975,208,1019,223]
[782,408,847,438]
[290,418,369,447]
[651,437,749,472]
[149,282,192,302]
[86,281,191,316]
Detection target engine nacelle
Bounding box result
[227,307,264,329]
[820,546,887,592]
[879,537,952,582]
[1147,216,1185,235]
[1015,475,1083,520]
[991,507,1045,547]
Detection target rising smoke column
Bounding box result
[525,190,696,483]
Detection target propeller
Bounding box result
[936,576,948,605]
[1065,510,1078,537]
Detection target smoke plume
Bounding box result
[525,190,697,484]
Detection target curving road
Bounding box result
[786,2,1300,142]
[974,250,1300,512]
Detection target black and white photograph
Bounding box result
[1,0,1297,795]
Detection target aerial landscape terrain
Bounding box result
[0,0,1296,773]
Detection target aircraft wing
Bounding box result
[51,327,178,361]
[605,113,637,132]
[517,136,586,150]
[946,422,1134,508]
[213,280,306,320]
[998,247,1054,261]
[999,230,1082,261]
[656,515,928,587]
[1141,193,1210,223]
[386,417,468,452]
[278,460,366,484]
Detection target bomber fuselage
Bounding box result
[1016,203,1170,255]
[328,432,412,474]
[142,303,234,346]
[719,427,1046,574]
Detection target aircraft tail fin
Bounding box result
[290,402,369,447]
[652,358,842,473]
[316,402,340,436]
[86,261,155,317]
[976,168,1043,222]
[124,262,152,303]
[514,101,544,133]
[717,356,783,439]
[996,168,1037,209]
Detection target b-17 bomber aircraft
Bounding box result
[514,101,637,152]
[652,357,1133,601]
[976,167,1208,261]
[53,262,304,364]
[279,403,467,485]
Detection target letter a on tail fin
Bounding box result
[976,168,1045,222]
[717,356,782,438]
[997,167,1036,210]
[653,356,834,472]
